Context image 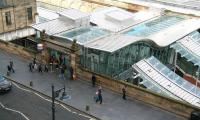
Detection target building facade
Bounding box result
[0,0,37,34]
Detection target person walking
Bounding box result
[7,65,11,76]
[44,64,48,72]
[91,74,96,87]
[60,67,65,80]
[33,58,36,65]
[29,62,33,72]
[96,86,103,104]
[122,86,127,100]
[9,60,15,73]
[38,64,43,73]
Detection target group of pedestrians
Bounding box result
[7,60,15,76]
[92,74,127,105]
[28,58,48,73]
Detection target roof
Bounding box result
[133,56,200,107]
[124,0,200,16]
[31,18,75,35]
[55,27,110,45]
[58,9,90,20]
[90,7,160,32]
[37,7,59,21]
[84,34,143,52]
[0,27,35,41]
[147,18,200,47]
[85,17,200,53]
[170,31,200,66]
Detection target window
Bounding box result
[27,7,32,21]
[5,11,12,25]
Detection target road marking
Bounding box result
[13,83,95,120]
[0,102,30,120]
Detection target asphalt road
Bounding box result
[0,84,90,120]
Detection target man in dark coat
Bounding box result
[122,86,127,100]
[92,74,96,87]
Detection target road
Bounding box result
[0,84,90,120]
[0,50,187,120]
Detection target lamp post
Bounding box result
[52,85,55,120]
[196,67,200,94]
[51,84,70,120]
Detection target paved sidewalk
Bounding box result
[0,50,186,120]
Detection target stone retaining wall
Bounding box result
[77,67,200,119]
[0,40,43,62]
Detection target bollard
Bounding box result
[30,81,33,87]
[85,105,90,111]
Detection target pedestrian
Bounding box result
[96,86,102,104]
[70,66,74,80]
[91,74,96,87]
[7,65,11,76]
[60,67,65,80]
[33,57,36,65]
[9,60,15,73]
[34,63,37,71]
[29,62,33,72]
[38,64,43,73]
[122,86,127,100]
[44,64,48,72]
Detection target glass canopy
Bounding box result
[133,56,200,107]
[170,31,200,67]
[124,15,185,37]
[56,27,110,45]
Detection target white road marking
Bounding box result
[0,102,30,120]
[13,82,94,120]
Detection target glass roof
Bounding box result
[170,31,200,66]
[124,15,185,37]
[133,56,200,107]
[147,56,200,97]
[57,27,110,45]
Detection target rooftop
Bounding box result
[85,17,200,53]
[58,9,90,20]
[55,27,110,45]
[37,7,59,22]
[122,0,200,16]
[32,18,75,35]
[90,7,160,32]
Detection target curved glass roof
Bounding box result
[56,27,110,45]
[170,31,200,66]
[133,56,200,107]
[124,15,185,37]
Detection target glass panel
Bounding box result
[175,77,184,85]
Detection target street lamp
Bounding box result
[51,85,70,120]
[195,67,200,94]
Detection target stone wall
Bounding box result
[76,67,200,118]
[0,40,38,61]
[0,9,4,33]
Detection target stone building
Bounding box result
[0,0,37,40]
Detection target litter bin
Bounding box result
[191,111,200,120]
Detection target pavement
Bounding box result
[0,85,89,120]
[0,50,186,120]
